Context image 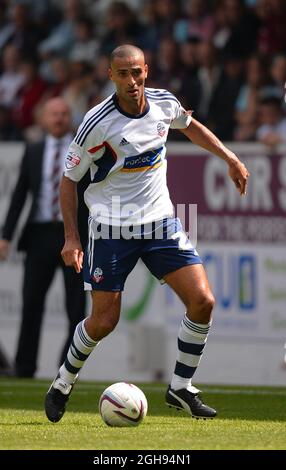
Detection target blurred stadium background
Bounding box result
[1,0,286,388]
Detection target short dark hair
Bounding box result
[110,45,144,65]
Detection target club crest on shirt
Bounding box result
[157,122,166,137]
[66,152,81,169]
[92,267,104,283]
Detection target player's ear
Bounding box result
[108,68,113,81]
[144,64,148,79]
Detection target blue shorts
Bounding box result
[83,218,202,291]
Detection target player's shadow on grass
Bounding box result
[0,379,286,422]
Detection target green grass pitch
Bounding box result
[0,379,285,450]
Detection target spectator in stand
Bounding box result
[174,0,215,43]
[207,54,244,140]
[0,1,13,55]
[212,1,231,51]
[178,37,200,109]
[0,44,25,108]
[62,61,93,130]
[256,96,286,146]
[220,0,259,58]
[179,38,199,78]
[268,55,286,105]
[38,0,84,60]
[140,49,158,88]
[100,1,150,55]
[1,3,43,59]
[45,57,71,97]
[155,37,184,94]
[90,55,115,103]
[256,0,286,56]
[0,104,22,141]
[12,59,48,132]
[144,0,182,45]
[69,17,99,64]
[1,0,286,145]
[12,0,61,38]
[184,40,221,124]
[234,55,270,141]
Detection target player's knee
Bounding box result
[188,292,215,323]
[199,293,215,323]
[100,316,119,336]
[90,314,119,340]
[207,292,215,311]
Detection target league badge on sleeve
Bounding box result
[66,152,81,169]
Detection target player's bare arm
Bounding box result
[181,118,250,195]
[60,175,83,273]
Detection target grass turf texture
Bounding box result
[0,379,285,450]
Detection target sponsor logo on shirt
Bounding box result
[119,137,130,146]
[121,146,163,172]
[66,152,81,169]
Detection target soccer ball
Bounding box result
[99,382,148,427]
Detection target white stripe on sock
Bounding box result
[180,324,207,345]
[177,351,202,368]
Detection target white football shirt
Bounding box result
[64,88,192,225]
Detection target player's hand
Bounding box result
[61,239,84,273]
[0,239,11,260]
[228,159,249,196]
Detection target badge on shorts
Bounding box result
[92,267,104,283]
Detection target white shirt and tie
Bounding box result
[34,133,73,223]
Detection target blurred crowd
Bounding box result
[0,0,286,144]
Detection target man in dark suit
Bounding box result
[0,97,88,378]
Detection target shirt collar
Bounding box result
[112,93,150,119]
